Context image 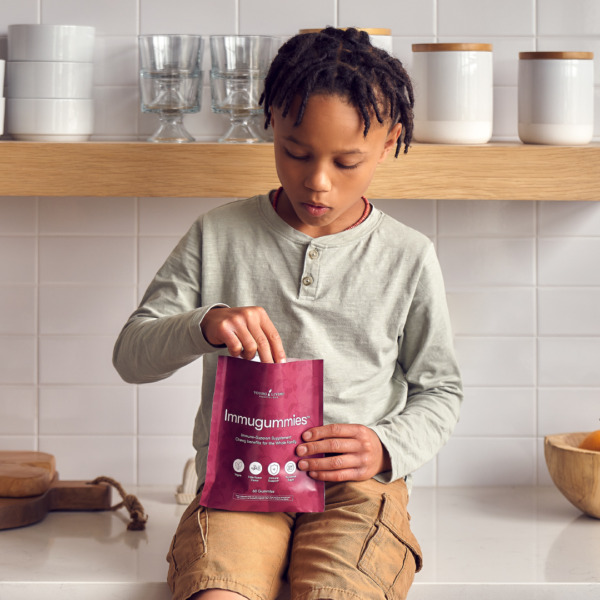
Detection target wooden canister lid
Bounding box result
[519,51,594,60]
[412,43,492,52]
[300,28,391,36]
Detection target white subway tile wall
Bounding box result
[0,0,599,486]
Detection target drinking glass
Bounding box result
[210,35,281,143]
[139,34,204,143]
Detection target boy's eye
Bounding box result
[336,162,359,170]
[284,148,360,170]
[284,148,309,161]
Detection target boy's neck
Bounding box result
[270,187,371,236]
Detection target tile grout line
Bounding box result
[35,196,40,450]
[534,200,540,484]
[134,195,140,485]
[533,0,538,50]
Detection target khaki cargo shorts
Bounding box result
[167,478,422,600]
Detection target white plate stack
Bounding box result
[5,24,95,141]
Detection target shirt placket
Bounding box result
[299,244,321,300]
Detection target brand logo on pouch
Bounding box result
[253,388,284,399]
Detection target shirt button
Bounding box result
[302,275,314,286]
[308,249,319,260]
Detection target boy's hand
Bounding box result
[296,424,391,481]
[200,306,286,364]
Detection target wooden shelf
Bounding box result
[0,141,598,200]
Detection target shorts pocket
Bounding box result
[357,493,423,599]
[167,498,207,574]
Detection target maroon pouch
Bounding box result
[200,356,325,513]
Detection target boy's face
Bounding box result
[271,94,402,237]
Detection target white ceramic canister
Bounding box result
[411,43,493,144]
[518,51,594,145]
[361,28,392,54]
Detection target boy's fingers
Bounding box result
[296,424,387,481]
[250,318,286,364]
[258,311,286,363]
[296,437,361,457]
[306,468,364,482]
[201,306,286,363]
[298,452,363,472]
[264,326,286,363]
[297,456,368,481]
[215,328,244,357]
[302,423,362,442]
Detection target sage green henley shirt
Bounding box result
[113,194,463,489]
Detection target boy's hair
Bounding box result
[261,27,414,156]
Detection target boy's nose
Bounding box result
[303,165,331,193]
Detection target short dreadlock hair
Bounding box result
[261,27,414,156]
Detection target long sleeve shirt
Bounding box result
[113,193,463,489]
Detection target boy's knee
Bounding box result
[189,590,248,600]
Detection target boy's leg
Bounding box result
[167,494,294,600]
[289,479,422,600]
[190,592,247,599]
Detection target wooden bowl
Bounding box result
[545,432,600,519]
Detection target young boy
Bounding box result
[113,27,462,600]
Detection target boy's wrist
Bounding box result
[379,447,392,474]
[198,304,229,348]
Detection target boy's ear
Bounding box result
[378,123,403,162]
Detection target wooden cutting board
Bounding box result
[0,451,111,530]
[0,451,56,497]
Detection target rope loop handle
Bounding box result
[88,476,148,531]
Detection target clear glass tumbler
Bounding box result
[139,34,204,143]
[209,35,281,143]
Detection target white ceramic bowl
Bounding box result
[8,24,95,62]
[6,98,94,141]
[6,61,94,99]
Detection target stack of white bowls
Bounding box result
[5,24,95,141]
[0,59,5,135]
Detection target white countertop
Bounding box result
[1,486,599,600]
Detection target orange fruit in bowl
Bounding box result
[579,429,600,452]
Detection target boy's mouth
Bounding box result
[302,203,329,217]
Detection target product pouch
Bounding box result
[200,355,325,513]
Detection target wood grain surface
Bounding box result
[0,451,112,530]
[545,432,600,519]
[0,451,56,497]
[0,141,598,200]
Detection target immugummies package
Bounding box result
[200,355,325,513]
